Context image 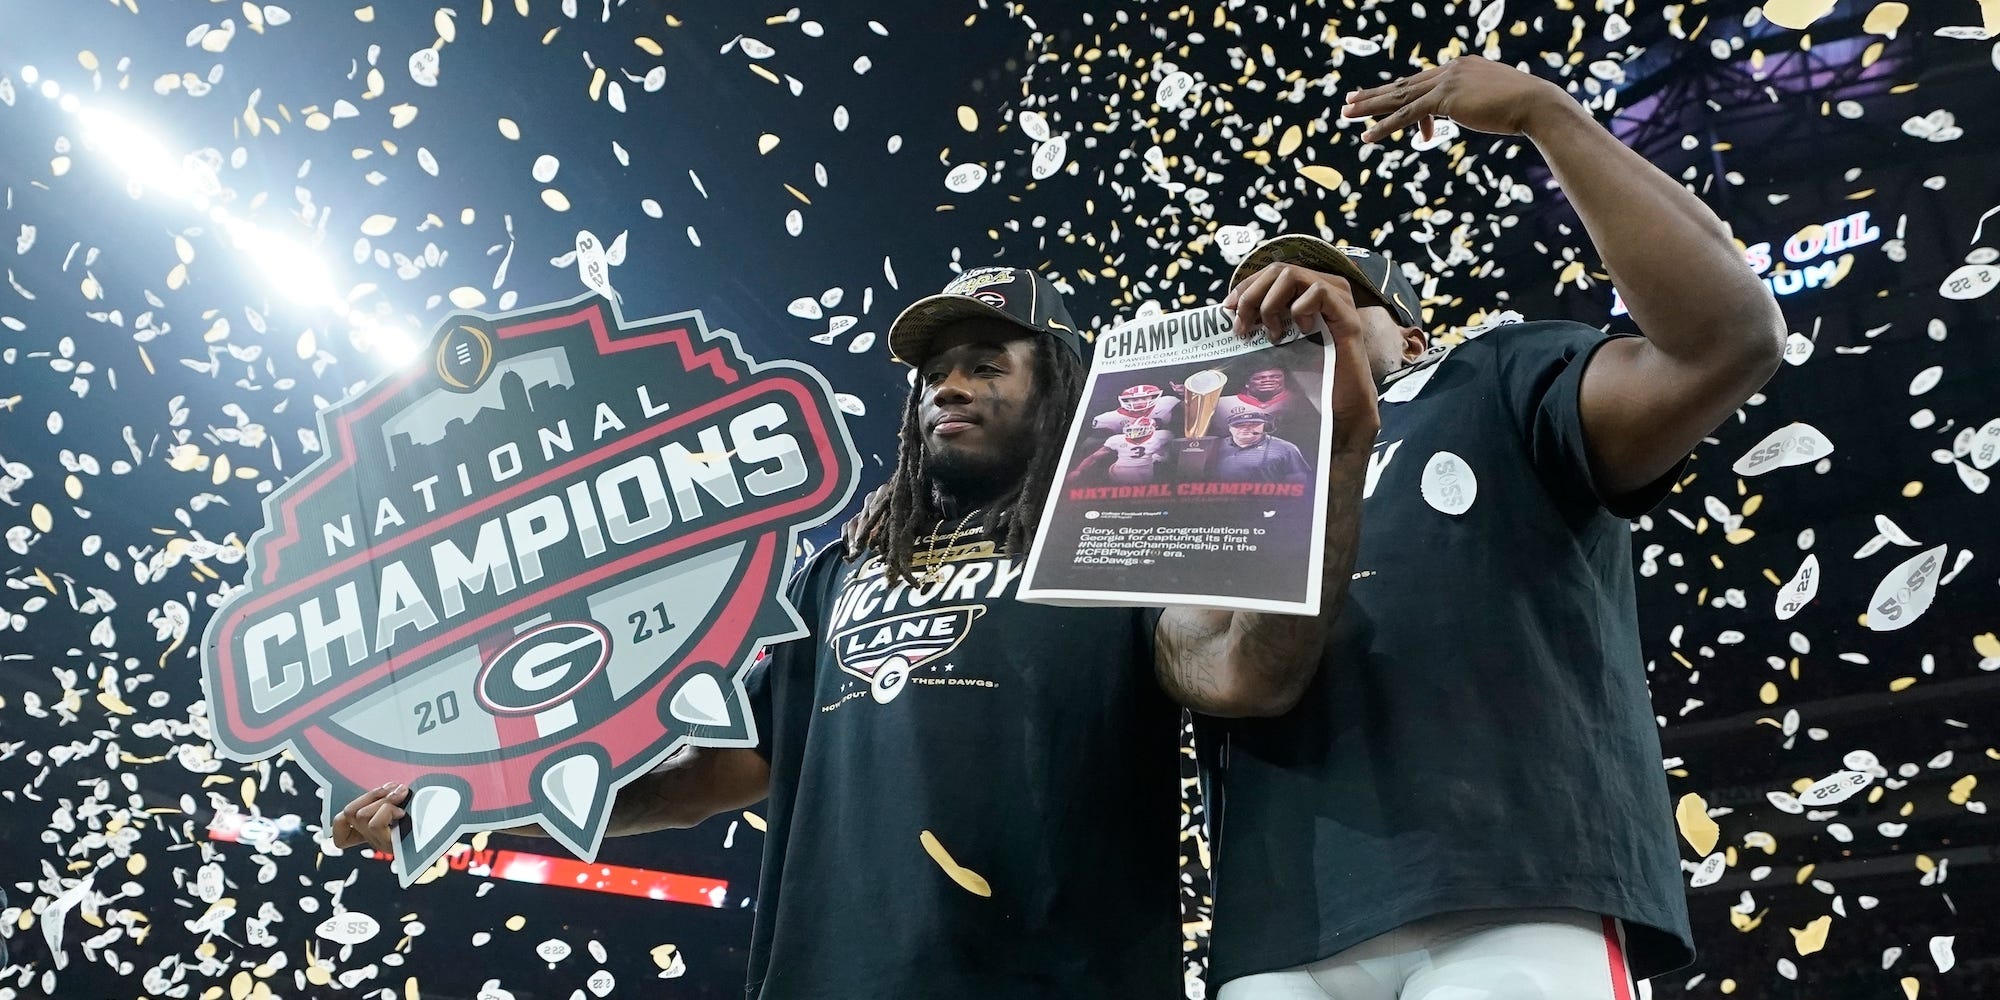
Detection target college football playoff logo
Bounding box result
[200,295,858,883]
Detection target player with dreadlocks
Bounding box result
[336,263,1385,999]
[854,272,1087,582]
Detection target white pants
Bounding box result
[1216,909,1642,1000]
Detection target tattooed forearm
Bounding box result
[1154,445,1371,716]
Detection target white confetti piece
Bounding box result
[1155,71,1194,109]
[1420,451,1476,515]
[1213,223,1265,266]
[1798,770,1873,807]
[316,911,381,944]
[1019,110,1050,142]
[1931,935,1956,972]
[1689,852,1726,887]
[532,155,560,183]
[537,938,572,966]
[944,162,988,193]
[1865,545,1947,632]
[409,47,440,86]
[1775,554,1820,620]
[1939,262,1998,299]
[1782,332,1814,365]
[1733,422,1835,477]
[1031,135,1068,180]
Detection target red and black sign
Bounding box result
[200,295,858,882]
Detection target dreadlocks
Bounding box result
[856,334,1086,584]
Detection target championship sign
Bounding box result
[200,295,859,883]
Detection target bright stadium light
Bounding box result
[37,75,423,368]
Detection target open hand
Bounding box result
[330,782,409,853]
[1342,56,1570,144]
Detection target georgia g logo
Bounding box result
[199,295,859,883]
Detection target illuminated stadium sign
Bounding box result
[1614,209,1880,315]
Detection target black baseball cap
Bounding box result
[887,266,1086,365]
[1229,234,1425,330]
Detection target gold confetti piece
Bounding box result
[1902,977,1920,1000]
[541,188,571,211]
[758,133,780,154]
[1726,528,1756,544]
[435,7,456,42]
[1759,681,1779,705]
[1722,979,1738,994]
[1902,480,1924,497]
[405,976,420,1000]
[741,810,767,832]
[1890,676,1917,691]
[1676,793,1719,854]
[650,944,680,969]
[212,453,232,486]
[127,853,146,875]
[79,49,99,71]
[748,63,780,85]
[505,915,526,931]
[1277,123,1303,157]
[957,105,979,131]
[30,503,52,533]
[305,111,331,130]
[1984,0,2000,33]
[1949,775,1977,805]
[355,5,374,21]
[1298,164,1344,191]
[1974,633,2000,659]
[390,103,419,128]
[1763,0,1837,29]
[360,214,398,236]
[635,36,663,55]
[498,117,521,140]
[305,965,332,987]
[231,971,253,1000]
[919,829,992,897]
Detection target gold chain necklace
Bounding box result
[918,509,981,584]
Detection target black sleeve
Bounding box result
[1490,321,1685,519]
[742,546,832,762]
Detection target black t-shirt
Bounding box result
[743,525,1182,999]
[1204,321,1696,984]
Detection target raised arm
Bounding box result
[330,747,769,853]
[1345,57,1786,499]
[1153,268,1380,717]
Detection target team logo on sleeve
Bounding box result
[199,295,859,883]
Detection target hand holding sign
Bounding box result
[332,782,410,854]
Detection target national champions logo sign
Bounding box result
[200,295,859,883]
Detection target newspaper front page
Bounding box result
[1019,303,1334,615]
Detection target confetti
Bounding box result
[918,830,992,897]
[1676,792,1720,854]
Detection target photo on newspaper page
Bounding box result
[1018,303,1334,615]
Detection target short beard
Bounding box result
[925,434,1031,513]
